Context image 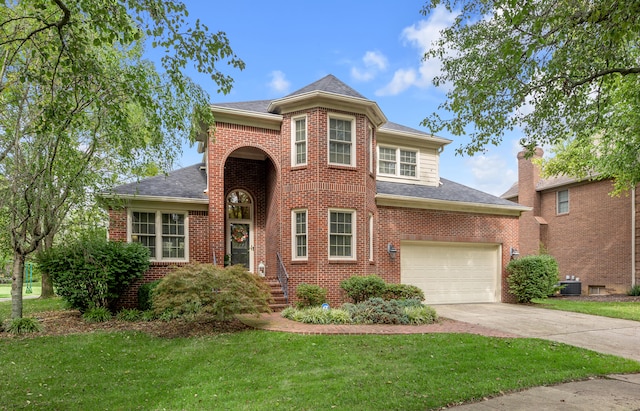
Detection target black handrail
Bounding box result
[275,252,289,303]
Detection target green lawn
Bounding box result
[0,283,41,299]
[2,301,640,410]
[534,298,640,321]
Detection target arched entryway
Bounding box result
[226,189,253,271]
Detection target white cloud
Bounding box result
[376,5,456,96]
[267,70,291,94]
[466,154,517,196]
[351,50,388,82]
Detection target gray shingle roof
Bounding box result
[286,74,366,99]
[378,179,523,207]
[213,100,272,114]
[112,163,207,200]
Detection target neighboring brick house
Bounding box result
[502,148,639,295]
[107,75,528,306]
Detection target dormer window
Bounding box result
[378,146,417,178]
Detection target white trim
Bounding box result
[375,193,530,216]
[556,189,570,215]
[377,145,419,180]
[291,115,308,167]
[103,194,208,205]
[368,212,374,262]
[328,208,357,261]
[291,209,308,261]
[368,126,374,174]
[226,190,254,272]
[327,114,356,167]
[128,209,190,262]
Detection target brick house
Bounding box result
[107,75,528,306]
[502,148,639,295]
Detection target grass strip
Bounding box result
[534,298,640,321]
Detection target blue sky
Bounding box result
[168,1,523,196]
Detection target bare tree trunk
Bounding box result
[39,233,55,299]
[11,252,25,319]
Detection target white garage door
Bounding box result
[401,241,501,304]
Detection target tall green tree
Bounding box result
[0,0,244,319]
[421,0,640,193]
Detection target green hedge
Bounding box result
[506,254,560,303]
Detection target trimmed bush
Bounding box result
[152,263,272,321]
[6,317,42,334]
[295,283,327,308]
[340,275,387,303]
[347,297,408,325]
[383,284,425,301]
[506,254,560,303]
[138,279,161,311]
[37,232,149,313]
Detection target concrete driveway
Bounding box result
[434,303,640,362]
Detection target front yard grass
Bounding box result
[2,300,640,410]
[533,298,640,321]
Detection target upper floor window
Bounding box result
[378,147,418,178]
[292,209,308,260]
[557,189,569,214]
[131,210,187,261]
[292,116,307,166]
[368,126,374,174]
[328,116,355,166]
[329,209,355,259]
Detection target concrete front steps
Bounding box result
[265,279,288,311]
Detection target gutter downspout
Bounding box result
[633,188,637,287]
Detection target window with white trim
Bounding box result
[368,126,373,174]
[292,209,308,260]
[557,189,569,214]
[368,213,374,262]
[131,211,187,261]
[329,209,355,259]
[328,116,354,166]
[378,147,418,177]
[292,116,307,166]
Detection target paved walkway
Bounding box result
[239,303,640,410]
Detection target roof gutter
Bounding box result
[101,193,209,205]
[376,193,531,216]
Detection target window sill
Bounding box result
[291,259,308,264]
[328,259,357,264]
[328,164,357,171]
[291,164,308,170]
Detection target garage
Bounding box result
[400,241,501,304]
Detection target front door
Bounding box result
[226,190,253,271]
[229,223,250,268]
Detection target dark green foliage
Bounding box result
[340,275,387,303]
[82,307,112,323]
[152,264,272,321]
[628,285,640,296]
[6,317,42,334]
[507,255,560,303]
[138,279,162,311]
[116,308,142,322]
[382,284,425,301]
[36,232,150,313]
[295,283,327,308]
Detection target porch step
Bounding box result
[265,279,289,312]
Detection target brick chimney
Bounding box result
[517,147,544,256]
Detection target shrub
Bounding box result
[347,297,408,325]
[628,285,640,296]
[404,305,438,325]
[281,307,352,324]
[382,284,425,301]
[507,254,560,303]
[138,279,161,311]
[295,283,327,308]
[140,310,157,322]
[152,263,272,321]
[6,317,43,334]
[340,275,387,303]
[83,307,112,323]
[37,231,149,313]
[116,308,142,322]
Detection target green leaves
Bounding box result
[421,0,640,191]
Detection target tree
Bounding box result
[0,0,244,319]
[421,0,640,193]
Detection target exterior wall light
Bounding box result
[387,243,398,260]
[510,247,520,259]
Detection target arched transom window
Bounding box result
[226,190,252,220]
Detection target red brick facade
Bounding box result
[109,77,525,307]
[513,150,639,294]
